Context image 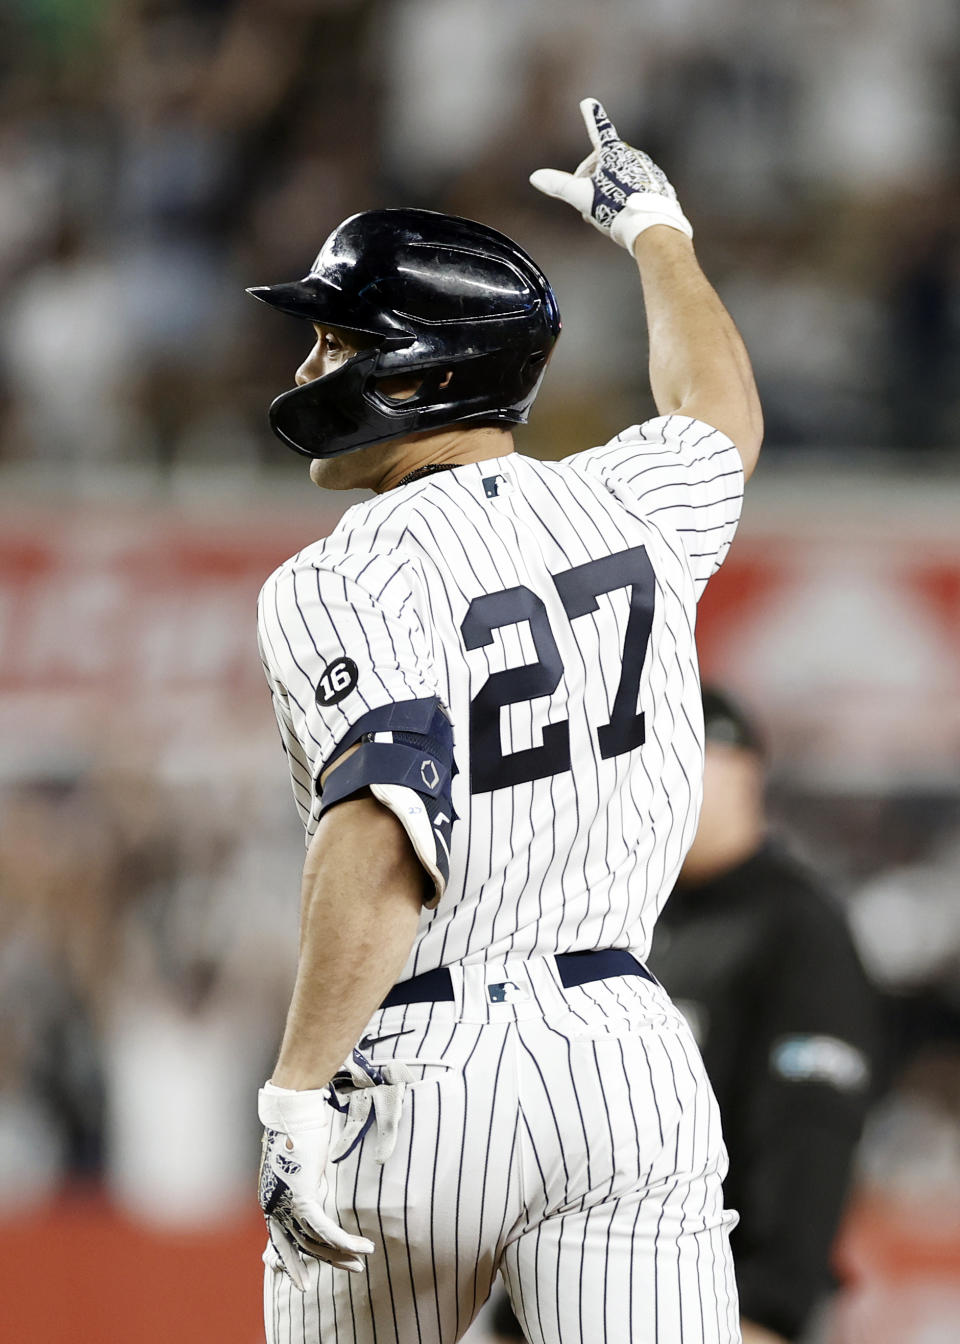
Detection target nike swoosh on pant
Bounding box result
[358,1029,415,1050]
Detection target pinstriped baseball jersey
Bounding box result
[257,414,743,975]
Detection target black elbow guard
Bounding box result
[318,698,456,907]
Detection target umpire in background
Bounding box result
[492,686,881,1344]
[653,687,881,1342]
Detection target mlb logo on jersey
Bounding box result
[482,473,509,498]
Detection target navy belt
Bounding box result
[380,949,654,1010]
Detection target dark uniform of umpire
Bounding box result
[492,688,881,1344]
[648,688,881,1343]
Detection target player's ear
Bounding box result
[375,369,452,403]
[376,374,424,402]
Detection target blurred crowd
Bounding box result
[0,0,958,482]
[0,763,302,1222]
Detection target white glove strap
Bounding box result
[610,194,693,252]
[258,1080,334,1132]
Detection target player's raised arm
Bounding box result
[531,97,763,479]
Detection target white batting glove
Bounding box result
[258,1081,374,1288]
[530,97,692,251]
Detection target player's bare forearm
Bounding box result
[633,227,763,479]
[271,796,424,1091]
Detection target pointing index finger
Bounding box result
[579,97,619,152]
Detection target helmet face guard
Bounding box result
[267,345,552,460]
[248,208,561,459]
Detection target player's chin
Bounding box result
[308,442,384,491]
[308,456,355,490]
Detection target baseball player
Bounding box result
[250,97,763,1344]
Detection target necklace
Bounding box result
[395,462,460,489]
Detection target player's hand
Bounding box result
[258,1081,375,1288]
[530,97,692,251]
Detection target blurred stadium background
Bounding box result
[1,1,958,1340]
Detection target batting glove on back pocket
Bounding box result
[530,96,692,252]
[258,1081,375,1288]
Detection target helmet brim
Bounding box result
[246,276,396,344]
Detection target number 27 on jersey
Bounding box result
[461,545,655,794]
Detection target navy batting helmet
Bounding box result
[247,208,561,459]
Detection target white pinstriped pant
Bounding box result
[263,955,740,1344]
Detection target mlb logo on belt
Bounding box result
[487,980,529,1004]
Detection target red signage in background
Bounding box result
[1,490,958,785]
[0,501,340,778]
[0,508,335,695]
[696,524,960,785]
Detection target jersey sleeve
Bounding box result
[569,414,745,598]
[257,551,439,790]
